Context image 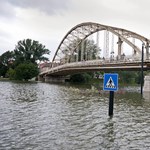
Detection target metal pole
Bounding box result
[96,31,99,59]
[109,91,114,116]
[141,43,144,95]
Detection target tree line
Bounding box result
[69,71,146,85]
[0,39,50,81]
[0,38,148,83]
[66,39,147,84]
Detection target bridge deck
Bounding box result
[40,60,150,76]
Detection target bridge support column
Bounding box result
[38,75,45,82]
[96,31,100,59]
[81,40,84,61]
[143,75,150,92]
[45,76,65,83]
[146,42,149,60]
[76,41,79,62]
[143,74,150,100]
[117,37,123,59]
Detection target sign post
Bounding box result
[109,91,114,116]
[103,73,118,116]
[140,43,144,95]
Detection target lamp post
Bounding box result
[140,43,144,95]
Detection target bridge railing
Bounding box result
[39,54,149,75]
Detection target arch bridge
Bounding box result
[39,22,150,82]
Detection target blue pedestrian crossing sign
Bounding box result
[103,73,118,91]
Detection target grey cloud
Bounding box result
[7,0,71,15]
[0,0,71,19]
[0,1,15,18]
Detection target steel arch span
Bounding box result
[52,22,150,66]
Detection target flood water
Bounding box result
[0,81,150,150]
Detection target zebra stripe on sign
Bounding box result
[103,73,118,91]
[105,77,116,88]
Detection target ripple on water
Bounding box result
[0,81,150,150]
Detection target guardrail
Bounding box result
[40,57,150,75]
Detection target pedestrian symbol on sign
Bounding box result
[103,73,118,91]
[105,77,116,89]
[103,73,119,116]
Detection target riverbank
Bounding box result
[0,77,9,81]
[0,77,140,89]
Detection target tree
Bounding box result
[0,51,14,66]
[14,39,50,65]
[62,38,101,63]
[6,68,16,80]
[15,62,39,81]
[70,73,92,83]
[0,39,50,79]
[73,39,100,62]
[0,51,14,77]
[66,39,101,82]
[0,64,8,77]
[117,71,145,84]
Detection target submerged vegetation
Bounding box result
[69,70,149,85]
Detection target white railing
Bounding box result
[40,55,150,75]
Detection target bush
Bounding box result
[0,65,8,77]
[70,73,92,83]
[6,68,16,80]
[15,62,39,81]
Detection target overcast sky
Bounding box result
[0,0,150,60]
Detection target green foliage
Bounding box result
[0,39,50,79]
[118,71,144,84]
[0,64,8,77]
[70,73,92,83]
[119,71,133,83]
[6,68,16,80]
[15,62,39,81]
[63,38,101,63]
[0,51,14,77]
[0,51,14,66]
[69,71,147,85]
[14,39,50,65]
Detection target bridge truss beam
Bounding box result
[52,22,150,67]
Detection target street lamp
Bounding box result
[141,43,144,95]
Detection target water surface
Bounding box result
[0,81,150,150]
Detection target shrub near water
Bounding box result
[15,62,39,81]
[70,73,92,83]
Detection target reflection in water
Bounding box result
[101,119,117,149]
[11,83,38,102]
[0,81,150,150]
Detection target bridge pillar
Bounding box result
[76,49,79,62]
[38,75,45,82]
[45,76,65,83]
[143,74,150,100]
[117,37,123,59]
[146,42,149,60]
[81,41,84,61]
[143,74,150,92]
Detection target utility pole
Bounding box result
[141,43,144,95]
